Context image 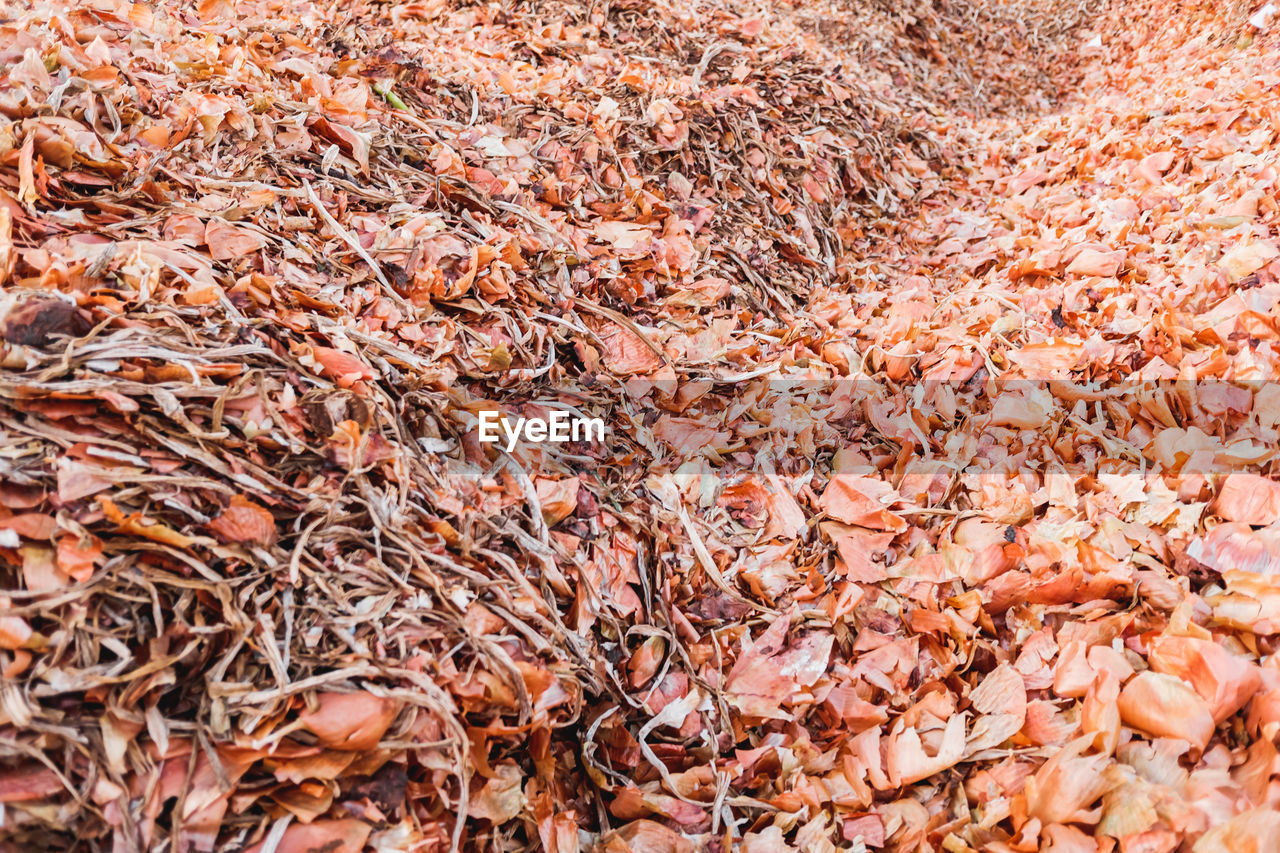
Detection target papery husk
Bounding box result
[1191,808,1280,853]
[1023,737,1116,825]
[1147,634,1261,723]
[1118,672,1216,751]
[4,0,1280,849]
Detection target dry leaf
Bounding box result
[1118,671,1216,750]
[207,495,277,545]
[298,692,400,751]
[205,218,266,260]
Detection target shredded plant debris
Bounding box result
[2,0,1280,850]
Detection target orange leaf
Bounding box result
[205,218,265,260]
[535,477,579,526]
[1023,737,1113,824]
[819,475,906,532]
[298,692,399,751]
[0,512,56,540]
[207,495,277,546]
[1118,671,1215,750]
[21,544,65,591]
[1065,247,1124,277]
[603,820,695,853]
[1147,635,1261,723]
[99,496,196,548]
[885,713,967,785]
[56,534,103,582]
[311,346,375,387]
[243,819,372,853]
[0,596,32,651]
[1213,473,1280,526]
[595,321,663,376]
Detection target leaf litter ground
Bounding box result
[2,0,1280,851]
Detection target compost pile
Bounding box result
[3,0,1280,850]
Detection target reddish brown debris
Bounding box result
[2,0,1280,850]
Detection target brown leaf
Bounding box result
[207,495,277,545]
[2,295,90,347]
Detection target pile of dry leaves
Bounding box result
[3,0,1280,850]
